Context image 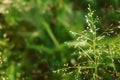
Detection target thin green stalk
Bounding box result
[90,11,98,80]
[109,44,116,71]
[92,28,98,80]
[42,21,60,49]
[78,46,95,63]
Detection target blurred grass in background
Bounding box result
[0,0,120,80]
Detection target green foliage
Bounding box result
[0,0,120,80]
[1,0,73,79]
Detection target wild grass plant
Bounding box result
[0,0,120,79]
[54,5,120,80]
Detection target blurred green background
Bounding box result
[0,0,120,80]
